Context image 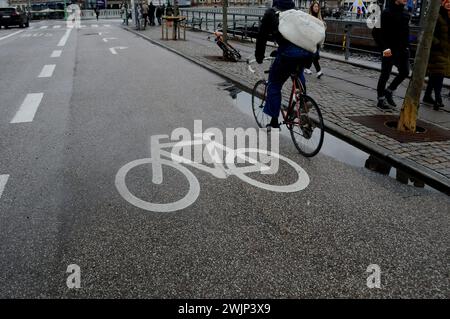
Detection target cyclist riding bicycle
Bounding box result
[255,0,315,129]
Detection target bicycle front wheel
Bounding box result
[251,79,271,128]
[288,95,325,157]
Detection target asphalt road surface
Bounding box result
[0,20,448,298]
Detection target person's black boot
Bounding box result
[385,89,397,107]
[377,98,392,111]
[423,94,435,105]
[266,117,280,129]
[433,100,444,111]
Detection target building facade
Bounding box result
[8,0,126,9]
[191,1,341,9]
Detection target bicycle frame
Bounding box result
[281,74,305,128]
[149,133,279,185]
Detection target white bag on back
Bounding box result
[277,9,326,54]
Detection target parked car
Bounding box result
[0,7,29,29]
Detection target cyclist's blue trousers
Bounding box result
[263,47,312,119]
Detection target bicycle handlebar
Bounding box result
[246,57,275,73]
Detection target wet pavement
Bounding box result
[124,24,450,194]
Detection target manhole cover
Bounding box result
[349,115,450,143]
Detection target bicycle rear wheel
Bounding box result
[251,79,270,128]
[288,94,324,157]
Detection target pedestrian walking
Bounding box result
[120,2,128,25]
[142,1,149,27]
[149,1,156,26]
[375,0,411,111]
[304,1,325,79]
[156,5,162,25]
[94,6,100,21]
[423,0,450,111]
[135,3,143,30]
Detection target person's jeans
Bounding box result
[263,46,311,118]
[377,50,410,98]
[425,74,444,104]
[312,48,321,72]
[143,14,148,27]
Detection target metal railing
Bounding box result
[80,9,122,20]
[180,7,421,62]
[180,8,262,40]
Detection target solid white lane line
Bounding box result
[38,64,56,78]
[0,30,25,41]
[53,25,61,29]
[39,25,48,29]
[57,28,72,47]
[0,175,9,199]
[10,93,44,124]
[50,50,62,58]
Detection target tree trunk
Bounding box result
[397,1,441,133]
[222,0,228,44]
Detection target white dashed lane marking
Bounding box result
[57,28,72,47]
[51,50,62,58]
[38,64,56,78]
[0,175,9,199]
[10,93,44,124]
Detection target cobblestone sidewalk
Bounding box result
[124,24,450,194]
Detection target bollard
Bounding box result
[244,15,248,39]
[344,24,352,61]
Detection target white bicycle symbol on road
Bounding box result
[115,133,310,212]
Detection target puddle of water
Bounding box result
[229,88,438,193]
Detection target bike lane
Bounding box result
[12,26,447,298]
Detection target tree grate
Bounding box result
[348,114,450,143]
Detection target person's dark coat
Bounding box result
[165,5,173,16]
[155,6,162,18]
[379,2,410,54]
[149,3,155,17]
[255,0,295,62]
[428,7,450,77]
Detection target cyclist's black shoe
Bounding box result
[266,117,280,129]
[423,95,435,105]
[385,90,397,107]
[377,99,393,111]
